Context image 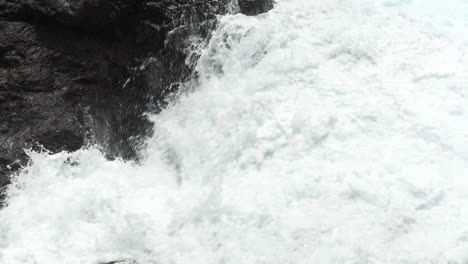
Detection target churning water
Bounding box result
[1,0,468,263]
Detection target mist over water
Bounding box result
[382,0,468,37]
[1,0,468,263]
[383,0,468,18]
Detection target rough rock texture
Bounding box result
[238,0,274,16]
[0,0,273,190]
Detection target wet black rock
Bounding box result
[0,0,274,190]
[0,0,135,30]
[238,0,274,16]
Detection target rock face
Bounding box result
[0,0,273,190]
[0,0,134,29]
[238,0,274,16]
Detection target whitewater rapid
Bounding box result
[1,0,468,263]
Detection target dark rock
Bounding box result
[100,259,138,264]
[0,0,135,31]
[0,19,134,181]
[0,0,274,190]
[238,0,274,16]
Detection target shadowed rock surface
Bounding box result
[0,0,273,191]
[238,0,274,16]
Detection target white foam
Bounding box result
[1,0,468,263]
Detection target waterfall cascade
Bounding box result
[1,0,468,263]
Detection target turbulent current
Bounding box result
[1,0,468,263]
